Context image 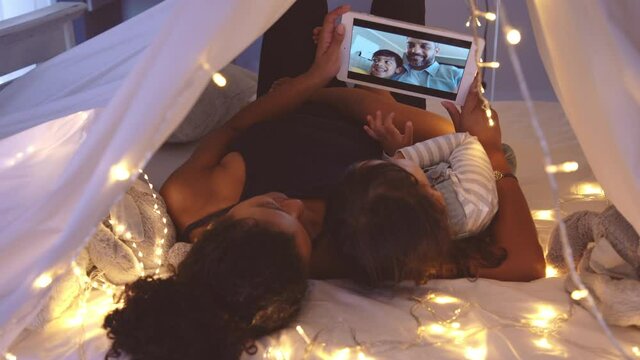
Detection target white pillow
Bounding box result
[167,63,257,143]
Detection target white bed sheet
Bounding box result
[7,100,636,359]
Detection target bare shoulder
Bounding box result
[160,152,246,230]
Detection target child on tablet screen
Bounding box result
[369,49,404,79]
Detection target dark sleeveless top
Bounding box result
[180,103,381,240]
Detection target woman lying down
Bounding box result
[103,2,544,359]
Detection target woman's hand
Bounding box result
[307,5,350,83]
[363,110,413,156]
[440,78,502,156]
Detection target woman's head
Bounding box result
[322,160,451,286]
[104,217,308,360]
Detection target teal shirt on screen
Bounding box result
[392,59,463,93]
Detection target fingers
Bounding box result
[403,121,413,145]
[312,26,322,44]
[317,5,350,50]
[382,112,400,136]
[363,125,378,140]
[441,101,462,130]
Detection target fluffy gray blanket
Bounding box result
[546,205,640,327]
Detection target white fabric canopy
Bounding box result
[0,0,294,351]
[2,0,639,356]
[527,0,640,234]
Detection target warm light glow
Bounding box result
[114,224,126,235]
[506,29,522,45]
[464,346,487,360]
[212,72,227,87]
[124,231,132,240]
[632,346,640,357]
[427,324,446,335]
[264,346,292,360]
[4,352,17,360]
[332,348,351,360]
[525,305,564,331]
[570,182,605,197]
[570,289,589,301]
[545,161,579,174]
[295,325,311,344]
[532,210,555,221]
[533,337,553,349]
[483,12,496,21]
[545,265,559,278]
[33,273,53,288]
[357,351,374,360]
[451,322,461,329]
[465,16,482,28]
[478,61,500,69]
[110,163,132,181]
[430,295,460,304]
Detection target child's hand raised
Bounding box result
[312,26,322,44]
[363,111,413,156]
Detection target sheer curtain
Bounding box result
[0,0,294,352]
[527,0,640,233]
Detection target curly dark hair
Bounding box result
[103,217,308,360]
[321,161,451,286]
[321,161,506,284]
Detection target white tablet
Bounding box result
[338,12,484,106]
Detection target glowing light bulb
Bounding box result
[450,322,461,329]
[533,337,553,349]
[532,210,555,221]
[124,231,132,240]
[632,346,640,356]
[33,273,53,288]
[115,224,126,235]
[484,12,496,21]
[332,348,351,360]
[212,72,227,87]
[5,352,17,360]
[110,163,132,181]
[570,182,605,197]
[296,325,311,344]
[426,324,446,335]
[430,295,460,304]
[571,289,589,301]
[506,29,522,45]
[464,346,487,360]
[545,161,579,174]
[478,62,500,69]
[545,265,559,278]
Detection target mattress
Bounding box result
[6,100,636,360]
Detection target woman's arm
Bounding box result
[476,150,545,281]
[441,86,545,281]
[311,87,454,141]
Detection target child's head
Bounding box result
[370,49,403,78]
[322,160,451,286]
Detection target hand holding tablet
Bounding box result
[337,12,484,106]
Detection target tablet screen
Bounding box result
[347,18,472,100]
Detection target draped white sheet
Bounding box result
[0,0,295,352]
[527,0,640,234]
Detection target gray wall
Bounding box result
[124,0,557,101]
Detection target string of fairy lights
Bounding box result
[466,0,632,358]
[4,1,638,359]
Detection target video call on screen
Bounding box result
[348,19,472,99]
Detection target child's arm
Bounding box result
[400,133,498,235]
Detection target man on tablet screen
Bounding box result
[393,38,463,93]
